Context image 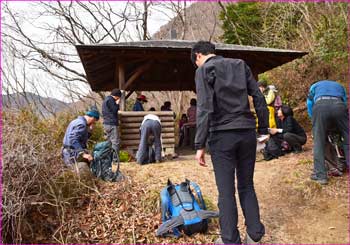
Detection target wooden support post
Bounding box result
[118,62,126,111]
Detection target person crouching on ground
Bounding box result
[269,105,307,153]
[62,107,100,171]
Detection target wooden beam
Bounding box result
[125,90,134,100]
[123,60,154,90]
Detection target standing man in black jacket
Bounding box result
[191,41,268,244]
[102,89,121,156]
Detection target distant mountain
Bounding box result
[153,2,224,41]
[2,92,69,118]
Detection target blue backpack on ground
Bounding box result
[156,179,219,238]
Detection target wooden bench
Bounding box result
[118,111,176,157]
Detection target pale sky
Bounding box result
[1,1,190,102]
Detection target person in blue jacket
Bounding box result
[307,80,349,185]
[132,95,148,111]
[62,107,100,166]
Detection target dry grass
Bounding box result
[3,111,349,244]
[2,110,103,244]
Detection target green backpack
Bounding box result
[90,141,123,182]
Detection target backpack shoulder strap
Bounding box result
[197,210,219,220]
[156,216,184,237]
[189,181,206,210]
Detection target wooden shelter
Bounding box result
[75,40,307,155]
[76,40,307,93]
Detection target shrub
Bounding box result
[2,109,102,243]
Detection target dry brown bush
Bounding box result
[2,110,101,243]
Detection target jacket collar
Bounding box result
[204,55,223,64]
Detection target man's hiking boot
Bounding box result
[328,168,343,177]
[310,173,328,185]
[244,233,260,244]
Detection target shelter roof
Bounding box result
[76,40,308,91]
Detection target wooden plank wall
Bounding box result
[119,111,176,156]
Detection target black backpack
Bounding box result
[325,131,346,174]
[263,135,282,161]
[90,141,123,182]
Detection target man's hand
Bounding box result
[269,128,278,135]
[83,153,93,162]
[195,149,207,167]
[116,98,120,104]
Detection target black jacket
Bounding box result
[194,56,268,149]
[277,116,306,138]
[102,95,119,126]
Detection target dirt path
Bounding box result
[59,136,349,244]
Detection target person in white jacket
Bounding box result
[136,113,162,164]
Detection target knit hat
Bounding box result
[111,89,122,97]
[86,108,100,120]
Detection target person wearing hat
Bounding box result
[62,107,100,166]
[102,89,122,155]
[133,94,148,111]
[258,81,278,128]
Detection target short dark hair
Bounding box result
[191,41,216,65]
[257,80,267,88]
[190,98,197,106]
[281,105,293,117]
[149,107,156,111]
[164,101,171,108]
[111,89,122,97]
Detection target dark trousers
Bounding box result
[283,132,306,149]
[136,120,162,164]
[312,100,349,179]
[209,129,265,244]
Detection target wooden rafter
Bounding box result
[125,90,134,100]
[123,60,154,91]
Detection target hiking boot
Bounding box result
[244,233,260,244]
[310,173,328,185]
[214,237,224,244]
[328,168,343,177]
[292,145,303,153]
